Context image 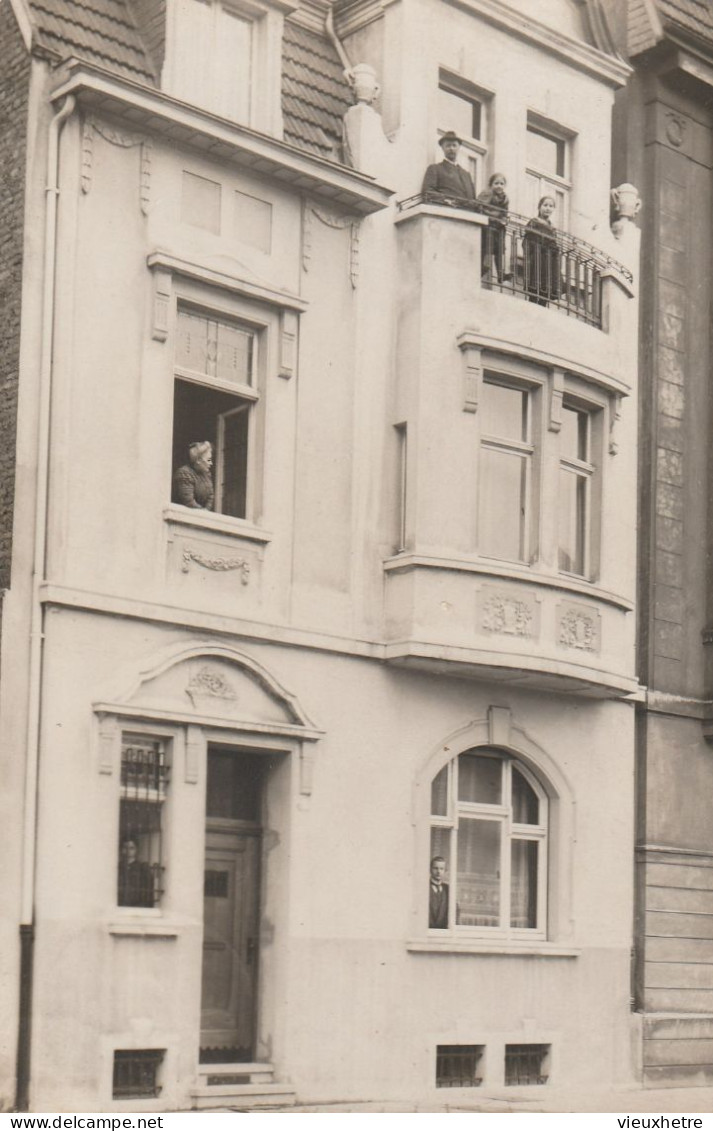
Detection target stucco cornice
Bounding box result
[49,59,394,215]
[441,0,632,87]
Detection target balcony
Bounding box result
[397,196,632,330]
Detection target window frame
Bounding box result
[477,372,542,567]
[171,298,268,525]
[429,748,549,942]
[437,71,492,193]
[116,728,173,912]
[557,386,604,582]
[168,0,264,127]
[525,114,574,229]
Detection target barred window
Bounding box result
[113,1049,164,1099]
[436,1045,484,1088]
[505,1043,550,1086]
[118,735,170,908]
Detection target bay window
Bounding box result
[478,378,536,564]
[558,403,594,576]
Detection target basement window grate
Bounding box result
[436,1044,484,1087]
[504,1043,550,1086]
[113,1049,165,1099]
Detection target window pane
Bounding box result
[431,764,449,815]
[216,321,254,386]
[561,406,587,461]
[480,382,527,441]
[510,839,538,928]
[558,468,586,574]
[438,86,482,141]
[219,8,252,123]
[527,126,565,177]
[176,310,254,386]
[458,752,501,804]
[512,767,539,824]
[478,448,527,561]
[429,829,451,929]
[218,403,249,518]
[456,817,501,927]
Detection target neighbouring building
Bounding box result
[610,0,713,1091]
[0,0,645,1112]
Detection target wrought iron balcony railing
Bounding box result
[397,195,632,329]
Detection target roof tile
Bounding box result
[27,0,156,80]
[282,18,353,161]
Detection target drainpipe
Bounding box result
[325,4,352,75]
[15,92,76,1114]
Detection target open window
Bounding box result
[172,306,259,520]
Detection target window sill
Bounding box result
[407,938,580,957]
[108,919,180,938]
[164,505,272,544]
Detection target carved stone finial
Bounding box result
[347,63,380,105]
[611,183,641,237]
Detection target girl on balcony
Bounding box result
[477,173,509,283]
[523,195,561,306]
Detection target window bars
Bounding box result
[112,1049,164,1099]
[436,1045,484,1088]
[118,735,170,908]
[504,1044,550,1086]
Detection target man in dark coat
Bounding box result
[422,131,476,206]
[429,855,450,928]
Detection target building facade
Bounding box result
[610,0,713,1091]
[0,0,644,1111]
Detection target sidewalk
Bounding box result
[236,1085,713,1114]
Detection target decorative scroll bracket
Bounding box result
[81,118,151,215]
[279,310,299,379]
[97,712,120,775]
[549,367,565,433]
[185,724,201,785]
[152,266,172,343]
[307,204,361,289]
[609,393,622,455]
[457,339,482,413]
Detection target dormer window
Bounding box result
[171,0,255,122]
[166,0,287,132]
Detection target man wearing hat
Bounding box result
[422,130,476,205]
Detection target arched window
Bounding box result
[429,748,548,938]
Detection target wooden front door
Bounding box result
[200,747,264,1062]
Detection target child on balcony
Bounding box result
[477,173,509,282]
[523,195,561,306]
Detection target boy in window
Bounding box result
[429,856,449,928]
